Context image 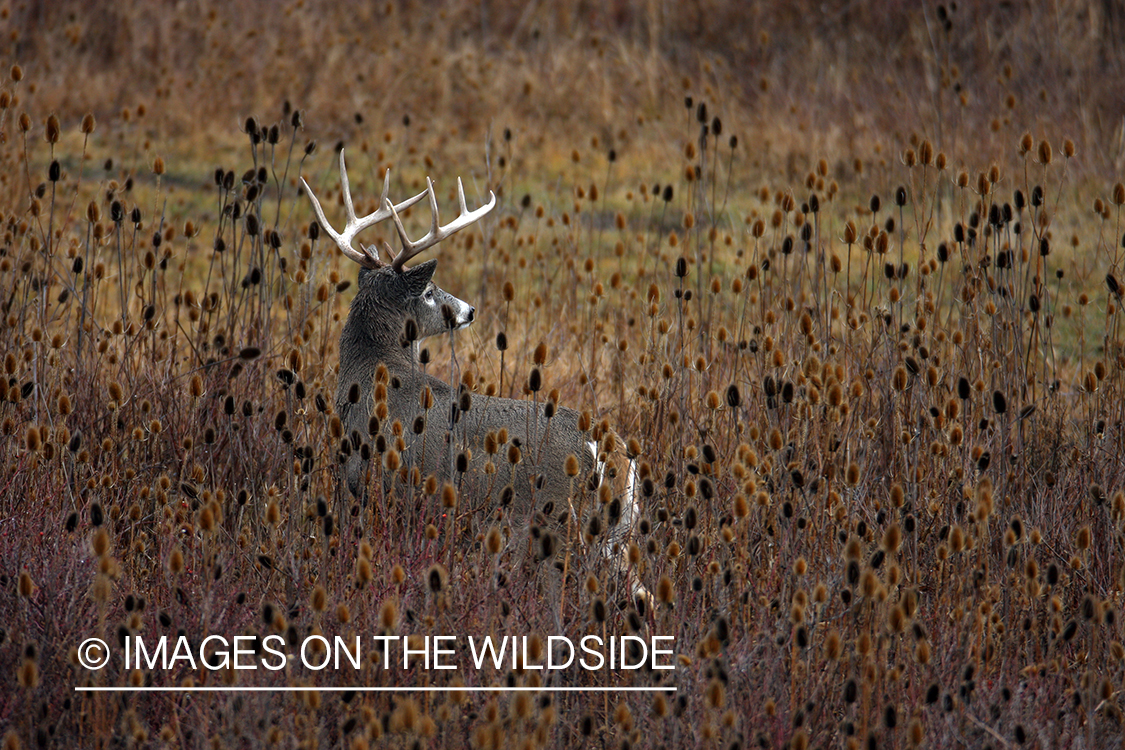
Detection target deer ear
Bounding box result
[401,259,437,296]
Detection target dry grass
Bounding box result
[2,1,1125,748]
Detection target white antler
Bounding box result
[300,149,429,268]
[387,176,496,271]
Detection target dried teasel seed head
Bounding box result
[92,527,109,555]
[17,570,35,597]
[356,556,372,585]
[168,546,184,575]
[310,584,327,612]
[45,114,61,144]
[890,483,905,507]
[919,139,934,165]
[380,599,398,630]
[427,564,448,592]
[884,524,902,554]
[18,659,39,689]
[1113,183,1125,207]
[565,454,580,476]
[1037,139,1053,165]
[485,526,502,555]
[25,425,41,453]
[441,482,457,508]
[705,390,721,410]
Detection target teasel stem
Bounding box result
[560,474,576,620]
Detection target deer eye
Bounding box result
[423,289,434,301]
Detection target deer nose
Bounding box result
[467,306,475,322]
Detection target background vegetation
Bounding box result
[2,0,1125,747]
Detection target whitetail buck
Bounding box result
[301,151,644,602]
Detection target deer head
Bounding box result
[301,150,495,353]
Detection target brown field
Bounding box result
[3,1,1125,747]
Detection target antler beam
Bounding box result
[302,148,495,271]
[387,177,496,271]
[300,149,429,268]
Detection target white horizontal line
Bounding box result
[76,686,676,693]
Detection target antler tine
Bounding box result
[338,148,357,225]
[456,176,469,216]
[300,174,370,267]
[300,149,429,268]
[389,176,497,271]
[377,168,393,215]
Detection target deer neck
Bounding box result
[337,300,420,412]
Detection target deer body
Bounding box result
[304,152,641,598]
[335,262,602,507]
